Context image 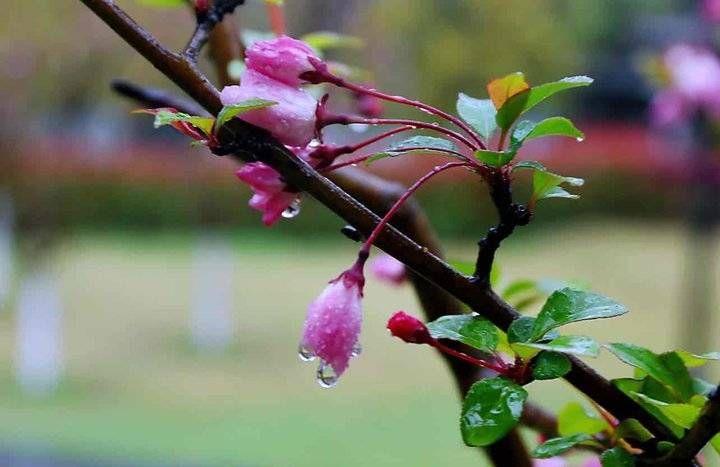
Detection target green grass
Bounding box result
[0,219,718,466]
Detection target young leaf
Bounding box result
[426,314,498,353]
[532,169,584,203]
[600,447,635,467]
[366,136,460,164]
[633,394,701,429]
[531,288,627,341]
[513,160,546,171]
[495,89,531,130]
[675,350,720,368]
[613,378,685,438]
[510,117,584,153]
[461,377,527,447]
[215,99,278,132]
[522,76,594,115]
[487,72,530,109]
[152,110,215,136]
[607,344,694,401]
[531,433,593,458]
[301,31,364,53]
[615,419,653,442]
[532,351,571,380]
[474,149,514,167]
[516,335,601,358]
[456,93,497,140]
[507,316,537,344]
[558,402,608,437]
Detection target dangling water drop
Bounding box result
[351,343,362,358]
[282,198,302,219]
[308,139,321,148]
[316,361,339,388]
[298,344,317,362]
[576,137,585,142]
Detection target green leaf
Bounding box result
[531,288,627,341]
[615,418,653,442]
[711,434,720,455]
[675,350,720,368]
[532,351,571,380]
[487,72,530,109]
[607,344,694,401]
[507,316,536,344]
[532,433,593,458]
[600,447,635,467]
[461,377,527,447]
[426,314,498,352]
[513,160,546,171]
[366,136,459,164]
[532,169,584,203]
[522,76,594,114]
[152,110,215,136]
[614,378,685,438]
[474,149,514,167]
[633,394,700,428]
[215,99,278,132]
[456,93,497,140]
[558,402,608,436]
[495,89,530,130]
[301,31,364,53]
[510,117,584,153]
[517,335,600,358]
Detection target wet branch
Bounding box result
[184,0,245,62]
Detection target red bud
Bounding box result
[387,311,432,344]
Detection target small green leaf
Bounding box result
[215,99,278,132]
[613,378,685,438]
[426,314,498,352]
[633,394,700,428]
[532,169,584,203]
[521,76,594,116]
[513,160,546,171]
[474,149,514,167]
[510,117,584,153]
[301,31,364,53]
[495,89,530,130]
[151,110,215,136]
[615,419,653,442]
[366,136,460,164]
[531,288,627,341]
[532,433,593,458]
[487,72,530,109]
[675,350,720,368]
[461,377,527,447]
[507,316,536,344]
[517,335,600,358]
[600,447,635,467]
[558,402,608,436]
[532,351,571,380]
[607,344,694,401]
[456,93,497,140]
[711,434,720,455]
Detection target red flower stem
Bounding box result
[431,340,510,374]
[328,79,486,150]
[322,146,473,172]
[360,161,470,252]
[266,1,286,36]
[336,116,477,151]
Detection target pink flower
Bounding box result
[703,0,720,23]
[387,311,431,344]
[236,162,297,226]
[370,254,407,286]
[220,69,317,146]
[246,35,320,87]
[533,458,566,467]
[300,269,364,381]
[651,89,688,126]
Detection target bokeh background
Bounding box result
[1,0,720,465]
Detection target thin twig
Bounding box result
[184,0,245,62]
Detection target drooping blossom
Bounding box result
[370,253,407,286]
[300,266,365,382]
[221,69,317,146]
[387,311,432,344]
[703,0,720,23]
[246,35,320,87]
[235,162,297,226]
[651,44,720,125]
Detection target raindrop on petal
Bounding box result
[351,343,362,358]
[298,344,316,362]
[576,137,585,142]
[316,360,339,388]
[282,197,302,218]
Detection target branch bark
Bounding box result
[81,0,679,453]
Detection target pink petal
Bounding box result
[246,35,319,87]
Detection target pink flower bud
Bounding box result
[370,254,406,286]
[194,0,208,13]
[236,162,297,226]
[220,69,316,146]
[387,311,432,344]
[246,36,321,87]
[300,271,364,381]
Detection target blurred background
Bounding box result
[2,0,720,465]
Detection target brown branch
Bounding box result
[655,385,720,466]
[80,0,679,451]
[184,0,245,62]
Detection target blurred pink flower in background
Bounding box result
[651,44,720,125]
[702,0,720,23]
[370,253,407,286]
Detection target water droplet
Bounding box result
[351,343,362,357]
[298,344,316,362]
[316,361,339,388]
[431,122,440,126]
[282,198,302,219]
[576,137,585,142]
[349,123,369,133]
[308,139,321,148]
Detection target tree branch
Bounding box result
[184,0,245,62]
[655,385,720,466]
[80,0,679,450]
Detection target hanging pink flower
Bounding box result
[370,253,407,286]
[300,268,364,384]
[246,35,320,87]
[235,162,297,226]
[220,69,317,146]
